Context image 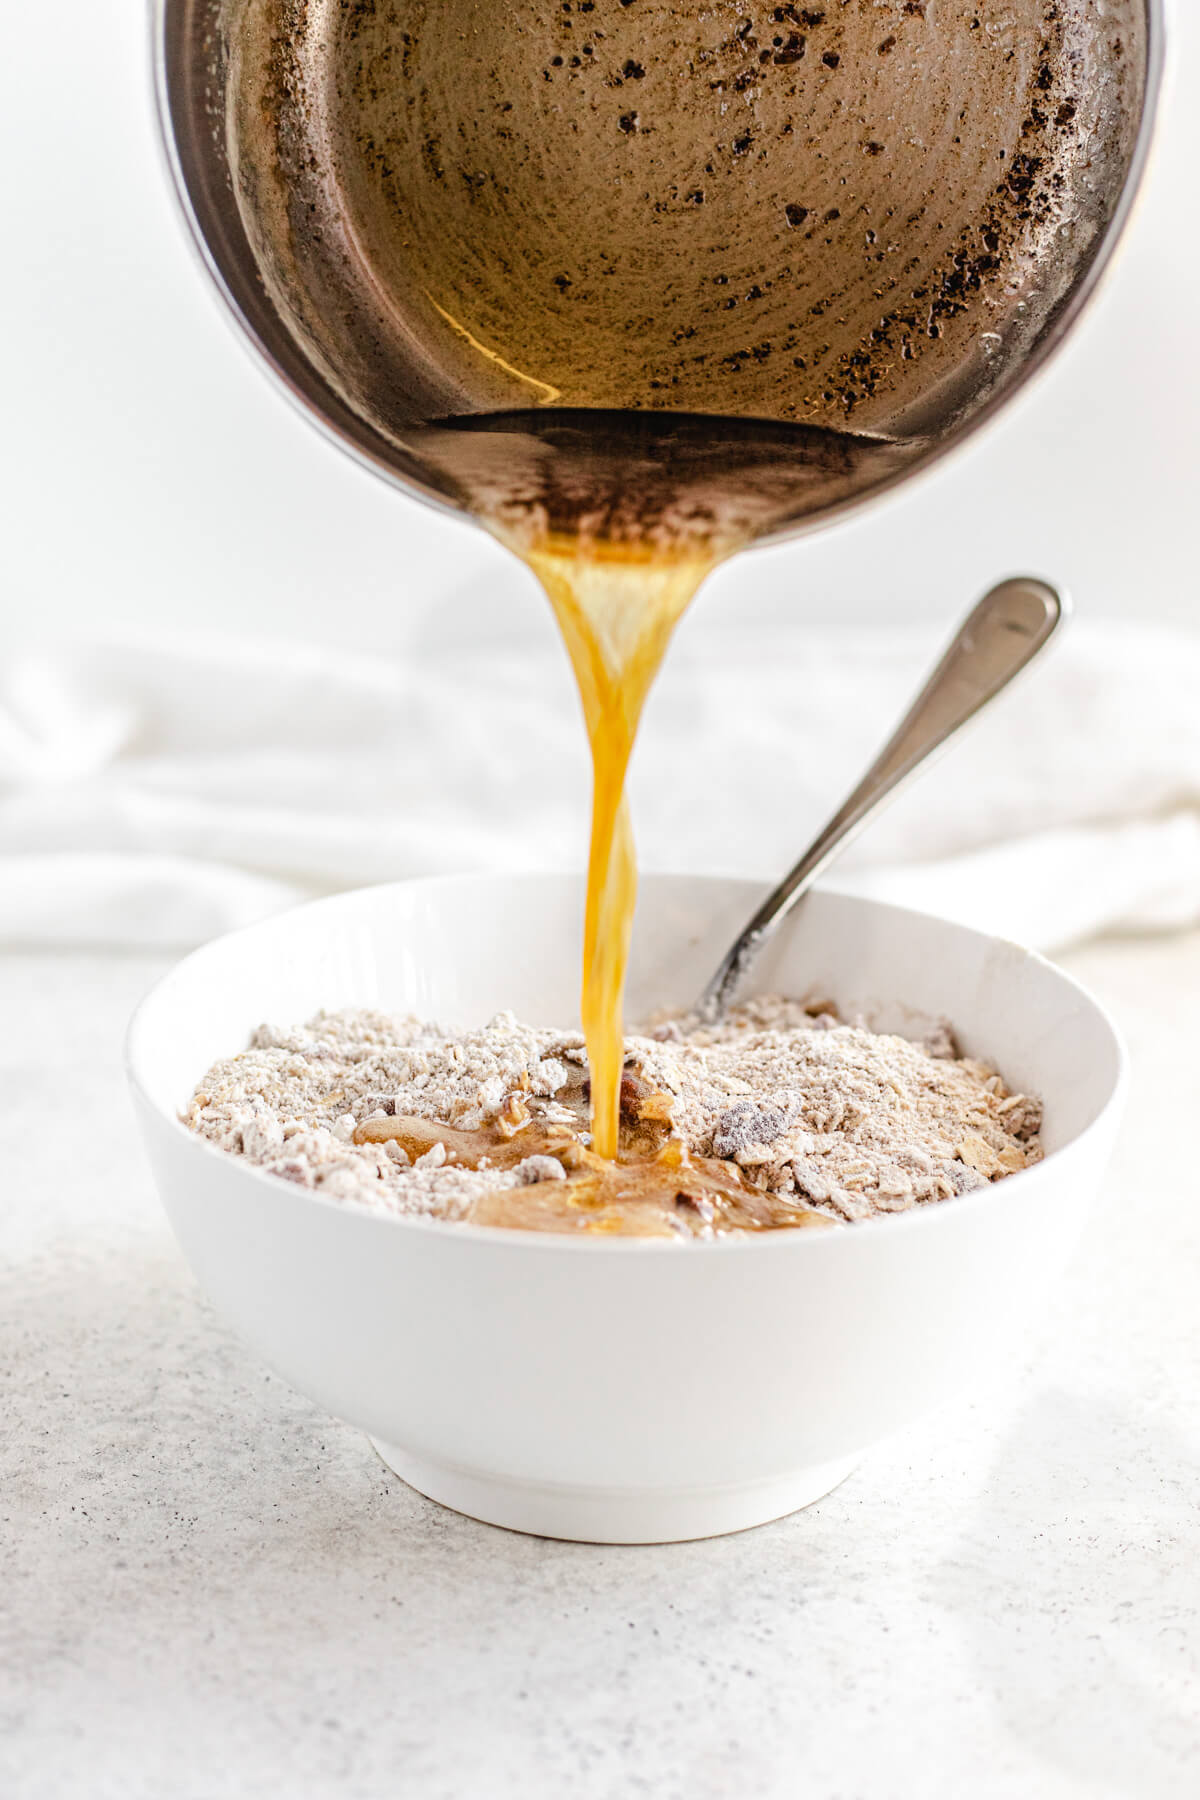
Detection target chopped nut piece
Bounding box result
[495,1092,532,1138]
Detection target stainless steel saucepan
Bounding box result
[152,1,1164,541]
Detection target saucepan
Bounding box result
[151,0,1164,540]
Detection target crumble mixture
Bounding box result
[186,996,1043,1239]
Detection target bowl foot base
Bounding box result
[369,1439,860,1543]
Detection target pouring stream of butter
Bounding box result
[515,535,718,1157]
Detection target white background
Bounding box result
[3,4,1196,650]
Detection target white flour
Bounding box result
[187,996,1042,1236]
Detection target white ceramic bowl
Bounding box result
[128,875,1125,1543]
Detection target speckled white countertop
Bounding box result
[2,936,1197,1800]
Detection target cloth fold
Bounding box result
[3,618,1198,951]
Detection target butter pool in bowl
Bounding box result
[127,875,1126,1543]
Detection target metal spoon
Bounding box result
[696,576,1067,1023]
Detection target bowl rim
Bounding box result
[126,872,1129,1258]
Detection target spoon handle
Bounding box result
[695,576,1067,1023]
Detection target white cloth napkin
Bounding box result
[3,617,1198,951]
